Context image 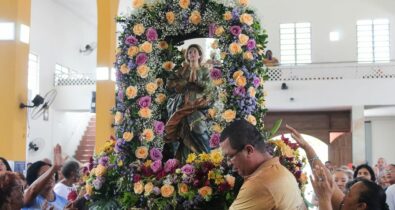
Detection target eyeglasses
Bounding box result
[225,146,245,162]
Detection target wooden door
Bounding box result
[329,132,352,167]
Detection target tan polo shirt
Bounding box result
[229,157,306,210]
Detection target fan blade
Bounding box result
[31,105,46,120]
[43,89,57,107]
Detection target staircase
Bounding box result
[75,115,96,163]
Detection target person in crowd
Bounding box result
[378,173,390,190]
[386,164,395,210]
[263,50,279,66]
[286,125,388,210]
[0,157,12,172]
[375,157,388,178]
[354,164,376,182]
[0,171,24,210]
[219,120,306,210]
[23,144,68,210]
[54,160,80,200]
[333,168,350,193]
[340,165,354,180]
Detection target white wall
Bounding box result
[53,85,95,111]
[251,0,395,63]
[28,0,97,162]
[369,117,395,165]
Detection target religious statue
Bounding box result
[164,44,212,162]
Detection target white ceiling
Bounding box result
[52,0,97,26]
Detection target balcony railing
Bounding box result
[54,70,95,86]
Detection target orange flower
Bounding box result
[132,0,144,8]
[166,11,175,24]
[189,11,201,25]
[95,164,107,177]
[243,51,253,60]
[128,46,139,57]
[142,128,154,142]
[144,182,154,195]
[135,146,148,159]
[145,82,158,95]
[240,13,253,26]
[114,112,123,124]
[232,70,244,80]
[133,23,145,36]
[248,86,256,97]
[229,42,242,55]
[138,107,152,119]
[215,26,225,36]
[137,64,150,78]
[225,175,235,188]
[120,64,130,74]
[158,41,169,49]
[238,0,249,7]
[134,181,144,194]
[155,93,167,104]
[179,0,190,9]
[208,108,217,118]
[86,184,93,196]
[155,78,164,87]
[123,132,134,142]
[222,109,236,122]
[198,186,212,198]
[238,34,249,45]
[246,115,257,125]
[235,76,247,87]
[178,183,189,195]
[212,123,222,133]
[223,11,232,21]
[162,61,175,71]
[140,41,152,53]
[125,86,138,99]
[161,184,175,198]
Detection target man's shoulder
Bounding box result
[388,184,395,194]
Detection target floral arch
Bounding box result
[83,0,306,209]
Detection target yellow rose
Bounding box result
[211,40,219,49]
[120,64,130,74]
[186,153,197,163]
[132,0,144,8]
[229,42,242,55]
[223,11,232,21]
[144,182,154,196]
[189,11,201,25]
[225,175,235,188]
[140,41,153,53]
[248,87,256,97]
[145,82,158,95]
[212,79,224,86]
[138,107,152,119]
[133,23,145,36]
[142,128,154,142]
[179,0,190,9]
[238,34,249,45]
[95,164,107,177]
[166,11,175,24]
[161,184,175,198]
[155,78,164,87]
[178,183,189,195]
[123,132,134,142]
[246,115,257,126]
[155,93,167,104]
[137,64,150,78]
[86,184,93,196]
[134,181,144,194]
[238,0,249,7]
[198,186,212,198]
[128,46,139,57]
[135,146,148,159]
[125,86,138,99]
[215,26,225,36]
[114,111,123,124]
[220,52,227,60]
[212,123,223,133]
[162,61,175,71]
[156,43,167,52]
[243,51,253,60]
[232,70,244,80]
[235,76,247,87]
[222,109,236,122]
[208,108,217,118]
[240,13,254,26]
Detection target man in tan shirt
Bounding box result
[220,119,306,210]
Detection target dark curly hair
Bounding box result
[354,164,376,182]
[0,172,21,208]
[26,161,51,185]
[0,157,12,171]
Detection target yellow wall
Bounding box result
[95,0,119,152]
[0,0,31,161]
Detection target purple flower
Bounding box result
[149,147,163,161]
[93,178,103,190]
[181,164,195,176]
[230,25,241,36]
[208,24,216,37]
[153,187,160,195]
[164,159,179,173]
[232,8,240,20]
[138,96,151,108]
[127,59,136,69]
[146,28,158,42]
[209,133,221,148]
[135,53,148,66]
[125,35,138,45]
[253,76,260,88]
[246,39,256,50]
[151,160,163,173]
[153,121,165,135]
[233,86,246,96]
[99,156,109,166]
[117,90,124,101]
[210,68,222,80]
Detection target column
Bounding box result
[352,105,366,164]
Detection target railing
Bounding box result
[54,70,96,86]
[267,61,395,81]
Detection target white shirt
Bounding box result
[387,184,395,210]
[53,182,77,200]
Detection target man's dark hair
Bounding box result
[61,160,80,179]
[354,164,376,182]
[358,179,389,210]
[220,119,268,153]
[26,161,51,185]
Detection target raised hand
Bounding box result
[53,144,63,170]
[286,124,308,149]
[310,166,335,210]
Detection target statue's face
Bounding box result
[187,47,201,63]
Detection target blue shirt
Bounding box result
[22,192,68,210]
